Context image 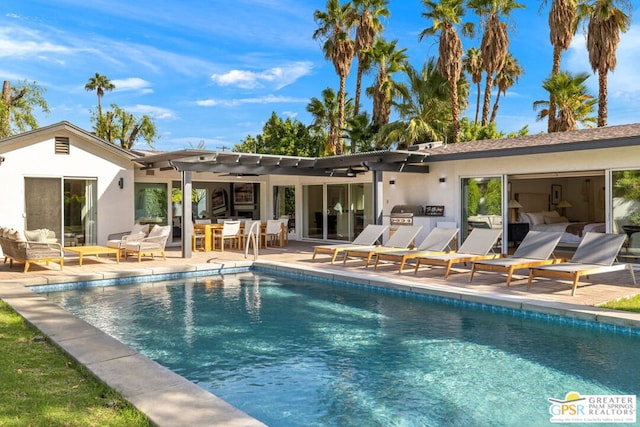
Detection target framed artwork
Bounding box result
[234,183,254,205]
[211,187,227,214]
[551,184,562,205]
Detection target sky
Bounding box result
[2,0,639,152]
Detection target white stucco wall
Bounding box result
[0,132,135,245]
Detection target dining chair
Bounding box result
[213,220,241,251]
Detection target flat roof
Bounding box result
[134,149,431,177]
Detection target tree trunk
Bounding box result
[597,65,608,127]
[450,79,459,144]
[474,81,481,124]
[489,90,502,123]
[336,75,346,155]
[481,74,494,126]
[548,45,563,133]
[352,59,364,153]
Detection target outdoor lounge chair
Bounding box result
[123,225,171,262]
[373,227,460,273]
[342,225,423,266]
[312,224,388,263]
[469,231,564,286]
[413,228,502,278]
[527,232,636,296]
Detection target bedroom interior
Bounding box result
[508,171,605,248]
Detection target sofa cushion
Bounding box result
[25,229,48,242]
[131,223,150,236]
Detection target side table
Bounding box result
[508,223,529,246]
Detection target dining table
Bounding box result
[193,221,286,251]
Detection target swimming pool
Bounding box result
[43,270,640,426]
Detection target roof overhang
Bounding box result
[134,149,430,177]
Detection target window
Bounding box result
[134,183,167,225]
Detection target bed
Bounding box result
[516,192,605,245]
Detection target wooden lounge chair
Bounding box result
[527,232,637,296]
[342,225,423,267]
[312,224,388,263]
[414,228,502,278]
[469,231,564,286]
[373,227,460,273]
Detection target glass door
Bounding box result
[24,177,62,242]
[303,185,323,239]
[25,177,97,246]
[274,185,295,233]
[327,184,349,241]
[612,169,640,258]
[461,177,503,242]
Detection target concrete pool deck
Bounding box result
[1,241,640,426]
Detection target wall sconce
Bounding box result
[439,177,446,183]
[118,177,124,189]
[389,179,396,185]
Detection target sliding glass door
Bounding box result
[461,176,503,242]
[303,183,372,241]
[25,177,97,246]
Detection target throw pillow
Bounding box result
[528,212,546,226]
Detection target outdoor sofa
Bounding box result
[0,226,64,272]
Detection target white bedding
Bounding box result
[529,222,605,244]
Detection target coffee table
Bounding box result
[64,245,120,266]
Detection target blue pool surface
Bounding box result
[43,271,640,426]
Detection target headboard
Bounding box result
[516,192,549,213]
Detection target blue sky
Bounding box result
[2,0,639,152]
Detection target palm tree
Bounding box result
[489,52,522,123]
[313,0,357,155]
[84,73,115,121]
[533,71,596,131]
[365,38,408,127]
[467,0,524,126]
[544,0,582,132]
[352,0,389,122]
[462,47,483,124]
[420,0,473,144]
[380,59,452,148]
[585,0,631,127]
[307,87,347,156]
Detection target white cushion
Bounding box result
[528,212,546,226]
[25,229,47,242]
[148,225,170,238]
[518,213,531,224]
[544,215,568,224]
[131,223,150,235]
[543,210,560,218]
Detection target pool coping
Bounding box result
[2,259,640,426]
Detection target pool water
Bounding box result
[44,272,640,426]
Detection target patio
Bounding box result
[2,240,639,311]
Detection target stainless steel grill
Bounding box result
[389,204,424,225]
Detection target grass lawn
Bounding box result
[0,301,150,426]
[600,294,640,313]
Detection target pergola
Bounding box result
[134,149,431,257]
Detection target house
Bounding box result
[0,121,137,246]
[2,120,640,261]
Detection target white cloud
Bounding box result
[196,94,309,107]
[211,61,313,90]
[126,104,176,120]
[111,77,153,94]
[0,26,71,57]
